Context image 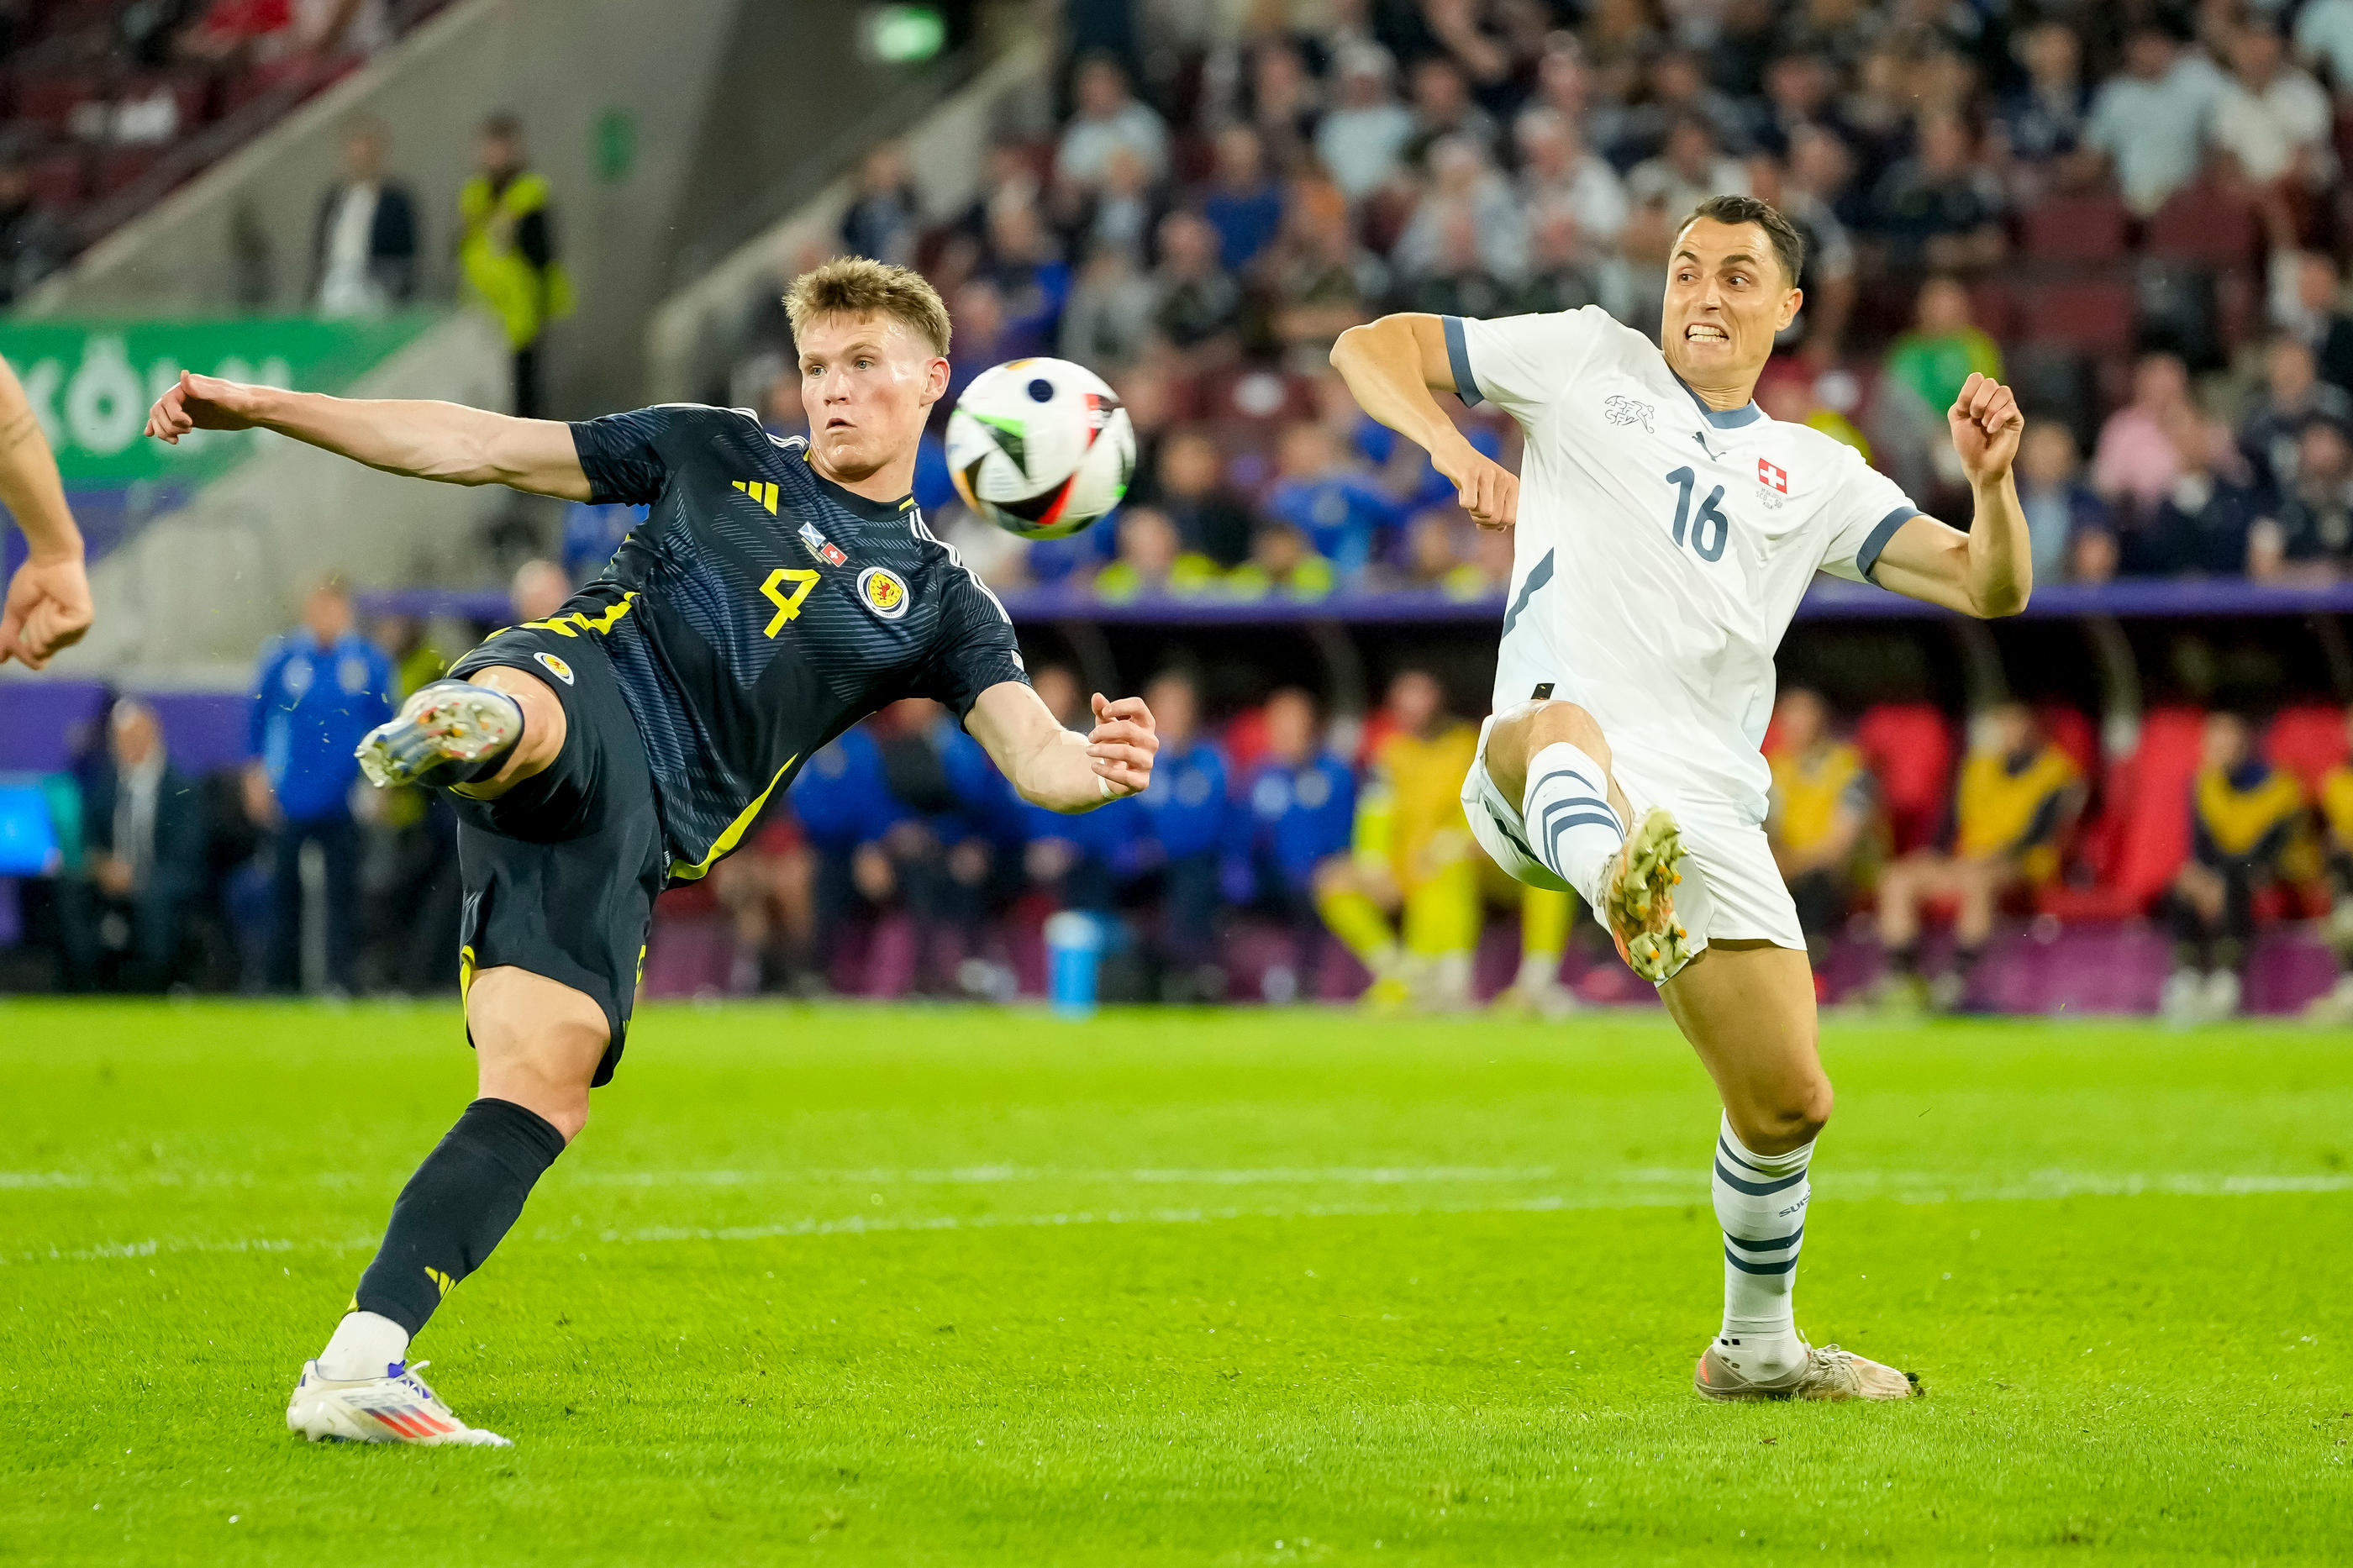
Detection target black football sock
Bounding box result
[352,1097,567,1338]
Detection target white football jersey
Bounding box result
[1446,307,1919,823]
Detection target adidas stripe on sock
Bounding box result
[1713,1113,1812,1376]
[1520,742,1624,908]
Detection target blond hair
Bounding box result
[783,256,951,357]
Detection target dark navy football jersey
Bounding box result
[530,403,1028,881]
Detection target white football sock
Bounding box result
[1520,742,1624,908]
[319,1310,411,1381]
[1713,1113,1811,1378]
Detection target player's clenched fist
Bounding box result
[1086,692,1159,798]
[1947,371,2024,487]
[1437,445,1519,529]
[145,371,268,445]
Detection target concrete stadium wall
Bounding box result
[52,309,512,687]
[23,0,948,415]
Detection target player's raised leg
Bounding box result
[288,968,603,1445]
[1482,698,1693,981]
[1664,941,1913,1402]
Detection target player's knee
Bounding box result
[1742,1075,1834,1150]
[1490,699,1611,805]
[466,968,608,1142]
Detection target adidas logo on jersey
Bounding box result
[732,479,780,514]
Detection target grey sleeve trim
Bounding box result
[1442,315,1482,407]
[1856,504,1920,584]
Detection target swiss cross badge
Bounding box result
[1757,458,1789,493]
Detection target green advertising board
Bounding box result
[0,313,435,487]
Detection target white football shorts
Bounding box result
[1461,713,1808,966]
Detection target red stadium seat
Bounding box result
[2019,193,2131,262]
[1854,702,1954,855]
[93,145,161,197]
[2037,704,2098,784]
[2265,703,2350,798]
[2019,278,2138,356]
[13,75,97,132]
[2145,184,2259,269]
[25,149,85,209]
[2038,705,2204,920]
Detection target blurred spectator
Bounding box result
[459,114,570,419]
[2094,351,2196,517]
[1239,36,1321,159]
[2163,712,2303,1023]
[1265,421,1408,576]
[2130,409,2264,576]
[310,119,416,318]
[840,141,921,267]
[713,813,815,995]
[1314,668,1480,1010]
[510,557,571,623]
[945,279,1047,408]
[792,724,904,985]
[2315,708,2353,1022]
[982,198,1072,346]
[1773,124,1859,360]
[560,498,643,584]
[2014,423,2108,584]
[1317,44,1417,202]
[1076,145,1164,264]
[2239,336,2353,494]
[1876,702,2082,1011]
[2269,251,2353,391]
[1754,50,1846,158]
[1513,107,1630,251]
[1877,276,2003,497]
[1153,427,1254,567]
[1399,203,1511,318]
[1235,520,1335,600]
[1133,668,1229,1000]
[1401,505,1484,596]
[248,577,392,995]
[1765,687,1873,967]
[2250,416,2353,580]
[1201,124,1284,275]
[0,150,66,307]
[1403,55,1499,166]
[1515,201,1625,319]
[2210,18,2334,197]
[59,702,208,992]
[1094,505,1214,599]
[1870,113,2005,274]
[361,613,459,997]
[1758,371,1871,457]
[1612,48,1752,167]
[1061,243,1159,371]
[2081,23,2227,216]
[1392,135,1527,287]
[1996,21,2092,171]
[1267,180,1388,362]
[1625,114,1751,220]
[1150,210,1245,366]
[1238,687,1355,1001]
[2296,0,2353,92]
[1056,54,1169,195]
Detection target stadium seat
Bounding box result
[2019,193,2131,262]
[2265,704,2350,798]
[13,74,97,132]
[2019,278,2138,356]
[2145,185,2258,270]
[2038,705,2204,920]
[94,145,162,198]
[25,148,85,208]
[1854,702,1954,855]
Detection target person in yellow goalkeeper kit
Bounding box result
[459,113,573,418]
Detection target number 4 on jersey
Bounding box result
[1663,466,1729,563]
[761,568,819,636]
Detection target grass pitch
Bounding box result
[3,999,2349,1565]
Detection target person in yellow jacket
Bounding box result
[1876,702,2082,1011]
[1765,687,1876,969]
[2164,711,2306,1023]
[1314,669,1482,1010]
[459,114,573,418]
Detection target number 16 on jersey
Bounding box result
[1663,466,1729,563]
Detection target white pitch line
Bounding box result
[11,1170,2348,1265]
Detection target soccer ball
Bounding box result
[945,357,1134,539]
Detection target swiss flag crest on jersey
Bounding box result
[1758,458,1789,493]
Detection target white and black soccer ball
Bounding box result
[945,357,1135,539]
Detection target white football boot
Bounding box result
[1694,1338,1917,1402]
[1600,807,1693,982]
[355,680,524,789]
[287,1359,511,1446]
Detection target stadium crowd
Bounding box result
[10,573,2353,1023]
[701,0,2353,594]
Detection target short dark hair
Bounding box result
[1679,195,1807,288]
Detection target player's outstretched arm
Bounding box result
[966,683,1158,813]
[0,355,91,670]
[1867,372,2031,618]
[1330,313,1517,529]
[144,371,592,500]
